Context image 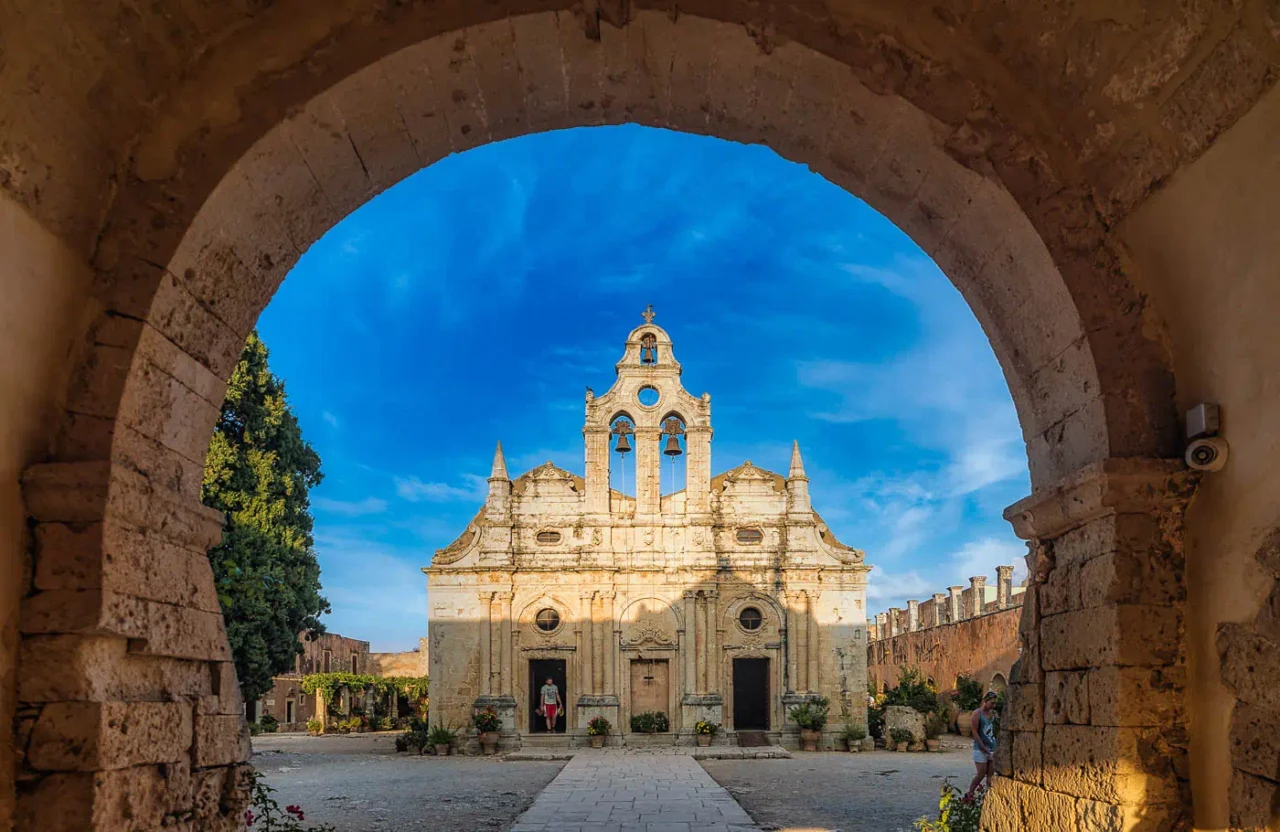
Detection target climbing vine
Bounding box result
[299,673,428,706]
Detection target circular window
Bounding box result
[636,386,660,407]
[535,608,561,632]
[738,607,763,631]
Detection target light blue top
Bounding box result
[973,709,996,753]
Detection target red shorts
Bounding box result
[542,704,558,722]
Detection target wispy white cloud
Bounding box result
[394,474,488,503]
[312,496,388,516]
[322,411,340,429]
[313,529,428,652]
[949,537,1029,586]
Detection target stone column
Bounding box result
[584,427,610,514]
[786,592,801,693]
[635,427,661,515]
[708,589,720,693]
[968,576,987,617]
[479,592,494,696]
[592,593,605,693]
[907,599,920,632]
[500,593,514,695]
[697,591,710,693]
[603,591,616,695]
[806,591,820,694]
[685,425,713,513]
[579,592,594,695]
[682,591,697,697]
[947,586,964,622]
[932,593,947,627]
[874,612,888,640]
[997,565,1014,609]
[886,607,900,638]
[982,459,1196,831]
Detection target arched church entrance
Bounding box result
[9,3,1275,829]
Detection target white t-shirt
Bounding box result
[541,684,559,705]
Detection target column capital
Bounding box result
[1004,458,1196,541]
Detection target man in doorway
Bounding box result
[967,691,999,798]
[539,676,562,733]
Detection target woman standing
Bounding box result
[967,691,999,798]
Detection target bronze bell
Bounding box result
[663,434,683,457]
[615,432,632,454]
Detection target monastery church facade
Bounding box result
[425,310,871,748]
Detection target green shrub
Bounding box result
[867,703,885,739]
[259,714,279,733]
[914,781,984,832]
[925,712,947,740]
[400,718,433,755]
[629,711,669,733]
[889,727,914,746]
[884,667,940,716]
[427,724,458,747]
[305,718,323,736]
[248,721,263,736]
[788,696,830,730]
[842,724,867,742]
[954,675,984,711]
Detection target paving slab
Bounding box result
[510,749,761,832]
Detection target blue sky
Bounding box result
[257,125,1031,651]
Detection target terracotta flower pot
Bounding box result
[434,744,450,756]
[896,742,908,752]
[479,732,498,755]
[926,738,941,752]
[958,711,974,738]
[696,734,712,747]
[590,735,604,748]
[800,728,820,752]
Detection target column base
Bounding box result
[577,694,620,743]
[680,693,723,744]
[471,694,519,754]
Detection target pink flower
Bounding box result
[286,804,305,820]
[245,808,256,825]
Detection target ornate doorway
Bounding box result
[529,659,567,733]
[629,658,669,721]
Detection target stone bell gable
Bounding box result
[425,309,871,750]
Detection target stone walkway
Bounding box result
[509,750,760,831]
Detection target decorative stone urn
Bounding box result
[958,710,974,737]
[926,738,941,752]
[479,732,498,755]
[590,734,605,749]
[696,733,712,747]
[799,729,821,751]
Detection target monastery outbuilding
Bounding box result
[426,311,870,749]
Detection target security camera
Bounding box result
[1185,436,1229,472]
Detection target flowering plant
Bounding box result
[587,716,612,736]
[914,780,984,832]
[694,720,720,736]
[246,768,335,831]
[472,707,502,733]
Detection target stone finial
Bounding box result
[947,586,964,622]
[907,600,920,632]
[789,441,808,480]
[489,441,509,480]
[931,593,947,627]
[996,565,1014,609]
[969,575,988,617]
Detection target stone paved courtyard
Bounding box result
[254,736,973,831]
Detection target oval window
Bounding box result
[736,528,764,544]
[535,608,561,632]
[636,386,660,407]
[738,607,763,631]
[536,530,561,544]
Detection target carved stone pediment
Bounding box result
[621,627,676,648]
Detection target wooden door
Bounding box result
[630,659,669,720]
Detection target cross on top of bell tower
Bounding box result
[642,304,655,324]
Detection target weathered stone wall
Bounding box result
[368,638,429,677]
[868,607,1022,695]
[292,632,370,677]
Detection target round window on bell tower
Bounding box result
[738,607,763,631]
[637,386,660,407]
[535,609,561,632]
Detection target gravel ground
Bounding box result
[251,734,565,831]
[701,748,978,832]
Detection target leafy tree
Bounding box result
[203,332,329,702]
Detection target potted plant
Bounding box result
[587,715,611,748]
[305,718,323,737]
[889,727,913,752]
[473,706,501,755]
[788,696,829,751]
[694,720,720,747]
[841,724,866,752]
[630,711,669,734]
[924,712,946,752]
[428,724,457,756]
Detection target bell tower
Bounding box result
[583,307,712,518]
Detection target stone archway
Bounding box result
[11,3,1276,829]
